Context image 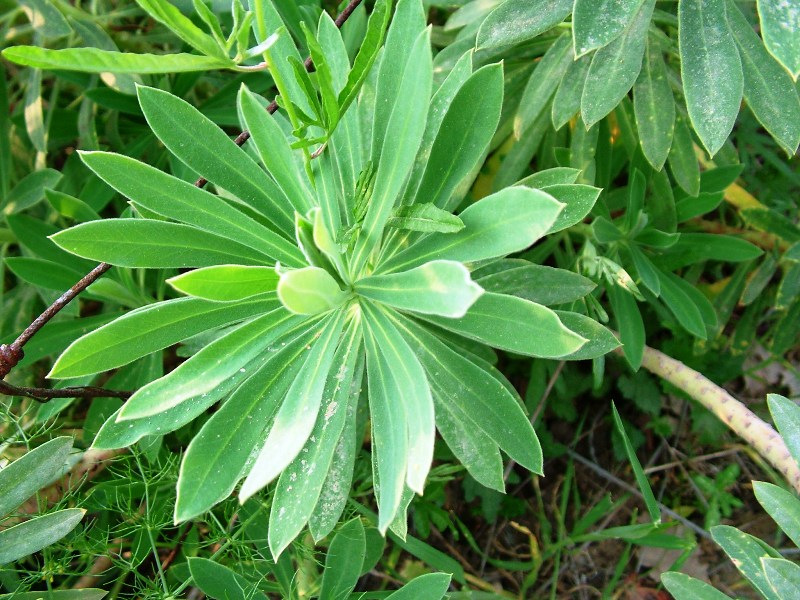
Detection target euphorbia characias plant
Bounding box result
[46,0,616,558]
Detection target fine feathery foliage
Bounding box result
[42,0,615,559]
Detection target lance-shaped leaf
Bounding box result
[661,572,731,600]
[554,311,620,360]
[356,260,483,318]
[414,63,504,211]
[239,310,347,505]
[168,266,279,302]
[581,0,654,128]
[634,40,675,170]
[363,311,408,532]
[50,295,274,378]
[1,47,232,73]
[0,509,85,565]
[175,326,319,522]
[0,437,72,516]
[137,85,294,234]
[477,0,572,49]
[757,0,800,79]
[238,85,313,214]
[188,558,266,600]
[118,309,304,420]
[753,482,800,548]
[278,267,351,315]
[268,323,363,557]
[363,302,434,494]
[386,203,464,234]
[385,573,451,600]
[134,0,228,60]
[318,519,366,600]
[51,220,268,268]
[573,0,646,56]
[351,27,432,275]
[727,1,800,155]
[764,558,800,597]
[541,184,602,233]
[379,187,563,274]
[515,34,573,139]
[79,151,303,266]
[679,0,743,156]
[392,314,543,474]
[711,525,781,600]
[419,292,587,358]
[338,0,390,114]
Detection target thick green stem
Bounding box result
[636,345,800,494]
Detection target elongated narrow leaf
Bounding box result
[385,573,451,600]
[555,311,620,360]
[634,41,675,170]
[380,187,563,273]
[352,27,431,274]
[268,323,363,557]
[753,482,800,548]
[573,0,646,56]
[399,51,472,209]
[118,309,303,420]
[51,220,268,268]
[18,0,72,38]
[80,151,304,266]
[581,0,654,128]
[668,113,701,196]
[420,292,586,358]
[608,284,645,370]
[50,295,273,378]
[763,557,800,598]
[541,184,601,233]
[657,269,711,339]
[477,0,572,49]
[168,266,278,302]
[679,0,743,156]
[175,326,319,522]
[727,2,800,154]
[135,0,227,59]
[515,34,572,139]
[434,392,505,492]
[386,203,464,233]
[137,86,294,234]
[2,168,62,215]
[188,558,266,600]
[363,302,434,494]
[370,0,427,162]
[238,85,313,214]
[0,437,72,516]
[757,0,800,79]
[309,373,362,541]
[318,519,366,600]
[711,525,781,600]
[1,47,231,73]
[611,403,660,522]
[414,63,504,211]
[338,0,390,113]
[392,314,543,474]
[662,572,733,600]
[0,509,85,564]
[474,261,595,306]
[768,394,800,469]
[240,311,347,511]
[357,260,483,318]
[552,53,592,130]
[363,315,409,532]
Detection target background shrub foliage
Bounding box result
[0,0,799,597]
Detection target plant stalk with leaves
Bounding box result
[34,0,617,560]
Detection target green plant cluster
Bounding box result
[1,0,799,597]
